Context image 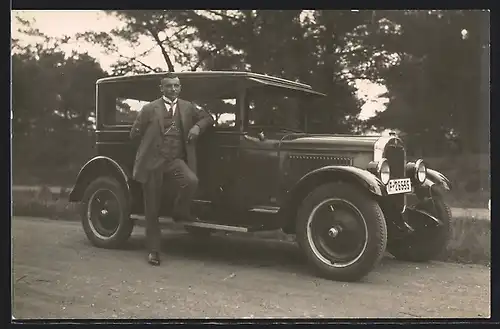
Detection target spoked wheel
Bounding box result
[81,177,134,249]
[296,182,387,282]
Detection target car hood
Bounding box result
[279,134,380,152]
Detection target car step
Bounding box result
[179,221,252,233]
[131,214,252,233]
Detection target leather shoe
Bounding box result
[147,251,160,266]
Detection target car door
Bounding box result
[193,97,243,216]
[231,130,282,210]
[195,127,240,205]
[227,88,303,212]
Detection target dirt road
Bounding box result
[12,216,490,319]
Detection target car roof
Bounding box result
[96,71,327,97]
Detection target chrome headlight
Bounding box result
[415,159,427,183]
[377,158,391,185]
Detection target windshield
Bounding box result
[246,87,304,133]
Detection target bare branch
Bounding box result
[162,39,191,58]
[171,26,189,40]
[118,54,156,72]
[191,58,206,71]
[134,58,156,72]
[136,43,158,58]
[205,10,242,22]
[190,46,224,71]
[144,23,175,71]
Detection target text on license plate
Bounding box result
[386,178,412,195]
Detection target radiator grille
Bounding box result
[383,143,406,212]
[384,145,405,179]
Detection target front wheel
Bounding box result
[388,196,451,262]
[81,176,134,249]
[296,182,387,282]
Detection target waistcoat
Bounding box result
[159,106,185,163]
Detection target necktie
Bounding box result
[164,99,176,117]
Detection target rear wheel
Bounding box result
[81,176,134,249]
[296,182,387,282]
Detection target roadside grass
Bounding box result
[442,216,490,266]
[12,187,490,266]
[411,153,490,209]
[11,187,80,221]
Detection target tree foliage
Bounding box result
[82,10,397,133]
[12,16,108,184]
[12,10,489,187]
[365,10,489,154]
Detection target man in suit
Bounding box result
[130,72,214,266]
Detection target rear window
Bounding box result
[115,97,149,125]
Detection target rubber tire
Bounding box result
[81,176,134,249]
[296,182,387,282]
[185,226,213,239]
[388,197,452,262]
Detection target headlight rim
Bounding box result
[415,158,427,184]
[377,158,391,185]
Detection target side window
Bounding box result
[247,90,302,131]
[115,98,149,125]
[193,98,238,130]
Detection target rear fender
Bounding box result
[68,156,131,202]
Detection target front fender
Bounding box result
[293,166,387,197]
[427,168,452,191]
[68,156,131,202]
[414,168,451,199]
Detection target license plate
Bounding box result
[386,178,412,195]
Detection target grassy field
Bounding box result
[408,153,490,209]
[11,186,490,267]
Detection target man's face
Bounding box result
[160,77,181,100]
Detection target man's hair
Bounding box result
[162,72,179,81]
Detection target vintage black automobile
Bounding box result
[69,71,453,282]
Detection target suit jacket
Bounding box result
[130,97,214,183]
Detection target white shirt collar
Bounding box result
[162,96,178,114]
[162,96,177,105]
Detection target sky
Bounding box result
[11,10,389,121]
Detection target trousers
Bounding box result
[142,158,199,252]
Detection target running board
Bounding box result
[130,214,250,233]
[249,206,280,214]
[180,221,249,233]
[193,201,280,215]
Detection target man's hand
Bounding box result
[187,125,200,142]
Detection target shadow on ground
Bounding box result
[119,231,309,273]
[92,229,410,281]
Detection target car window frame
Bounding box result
[96,80,246,132]
[241,85,308,134]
